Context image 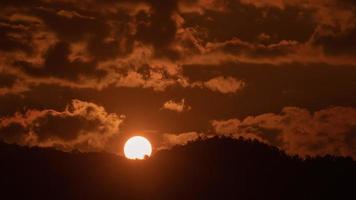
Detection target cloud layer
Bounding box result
[212,107,356,158]
[0,0,355,159]
[0,100,124,152]
[0,0,355,96]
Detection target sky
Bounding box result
[0,0,355,158]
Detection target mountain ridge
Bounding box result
[0,137,355,200]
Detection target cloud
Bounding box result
[0,0,356,98]
[176,0,356,65]
[135,0,178,51]
[211,119,241,135]
[56,10,95,19]
[211,106,356,158]
[0,72,29,96]
[116,70,178,92]
[0,99,124,152]
[238,0,356,42]
[202,76,245,94]
[162,99,191,113]
[159,131,202,150]
[239,0,286,9]
[178,0,229,14]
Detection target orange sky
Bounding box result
[0,0,355,158]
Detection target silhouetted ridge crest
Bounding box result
[0,137,355,200]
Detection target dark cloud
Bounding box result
[0,73,17,88]
[0,99,124,152]
[0,21,32,53]
[211,106,356,159]
[313,27,356,56]
[0,0,355,159]
[0,73,29,95]
[33,7,105,42]
[18,41,106,80]
[181,2,316,43]
[0,0,355,96]
[182,62,356,114]
[0,123,27,144]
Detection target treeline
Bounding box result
[0,137,355,200]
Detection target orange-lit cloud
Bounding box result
[0,0,355,97]
[211,106,356,159]
[162,99,191,113]
[202,76,245,94]
[0,0,355,160]
[0,100,124,152]
[159,132,202,150]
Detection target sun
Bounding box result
[124,136,152,160]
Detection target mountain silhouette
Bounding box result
[0,137,355,200]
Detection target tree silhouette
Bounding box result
[0,137,354,200]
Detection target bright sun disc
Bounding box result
[124,136,152,160]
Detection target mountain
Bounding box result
[0,137,355,200]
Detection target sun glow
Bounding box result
[124,136,152,160]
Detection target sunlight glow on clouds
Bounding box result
[0,0,355,159]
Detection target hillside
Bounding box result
[0,137,355,200]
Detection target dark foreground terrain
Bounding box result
[0,137,355,200]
